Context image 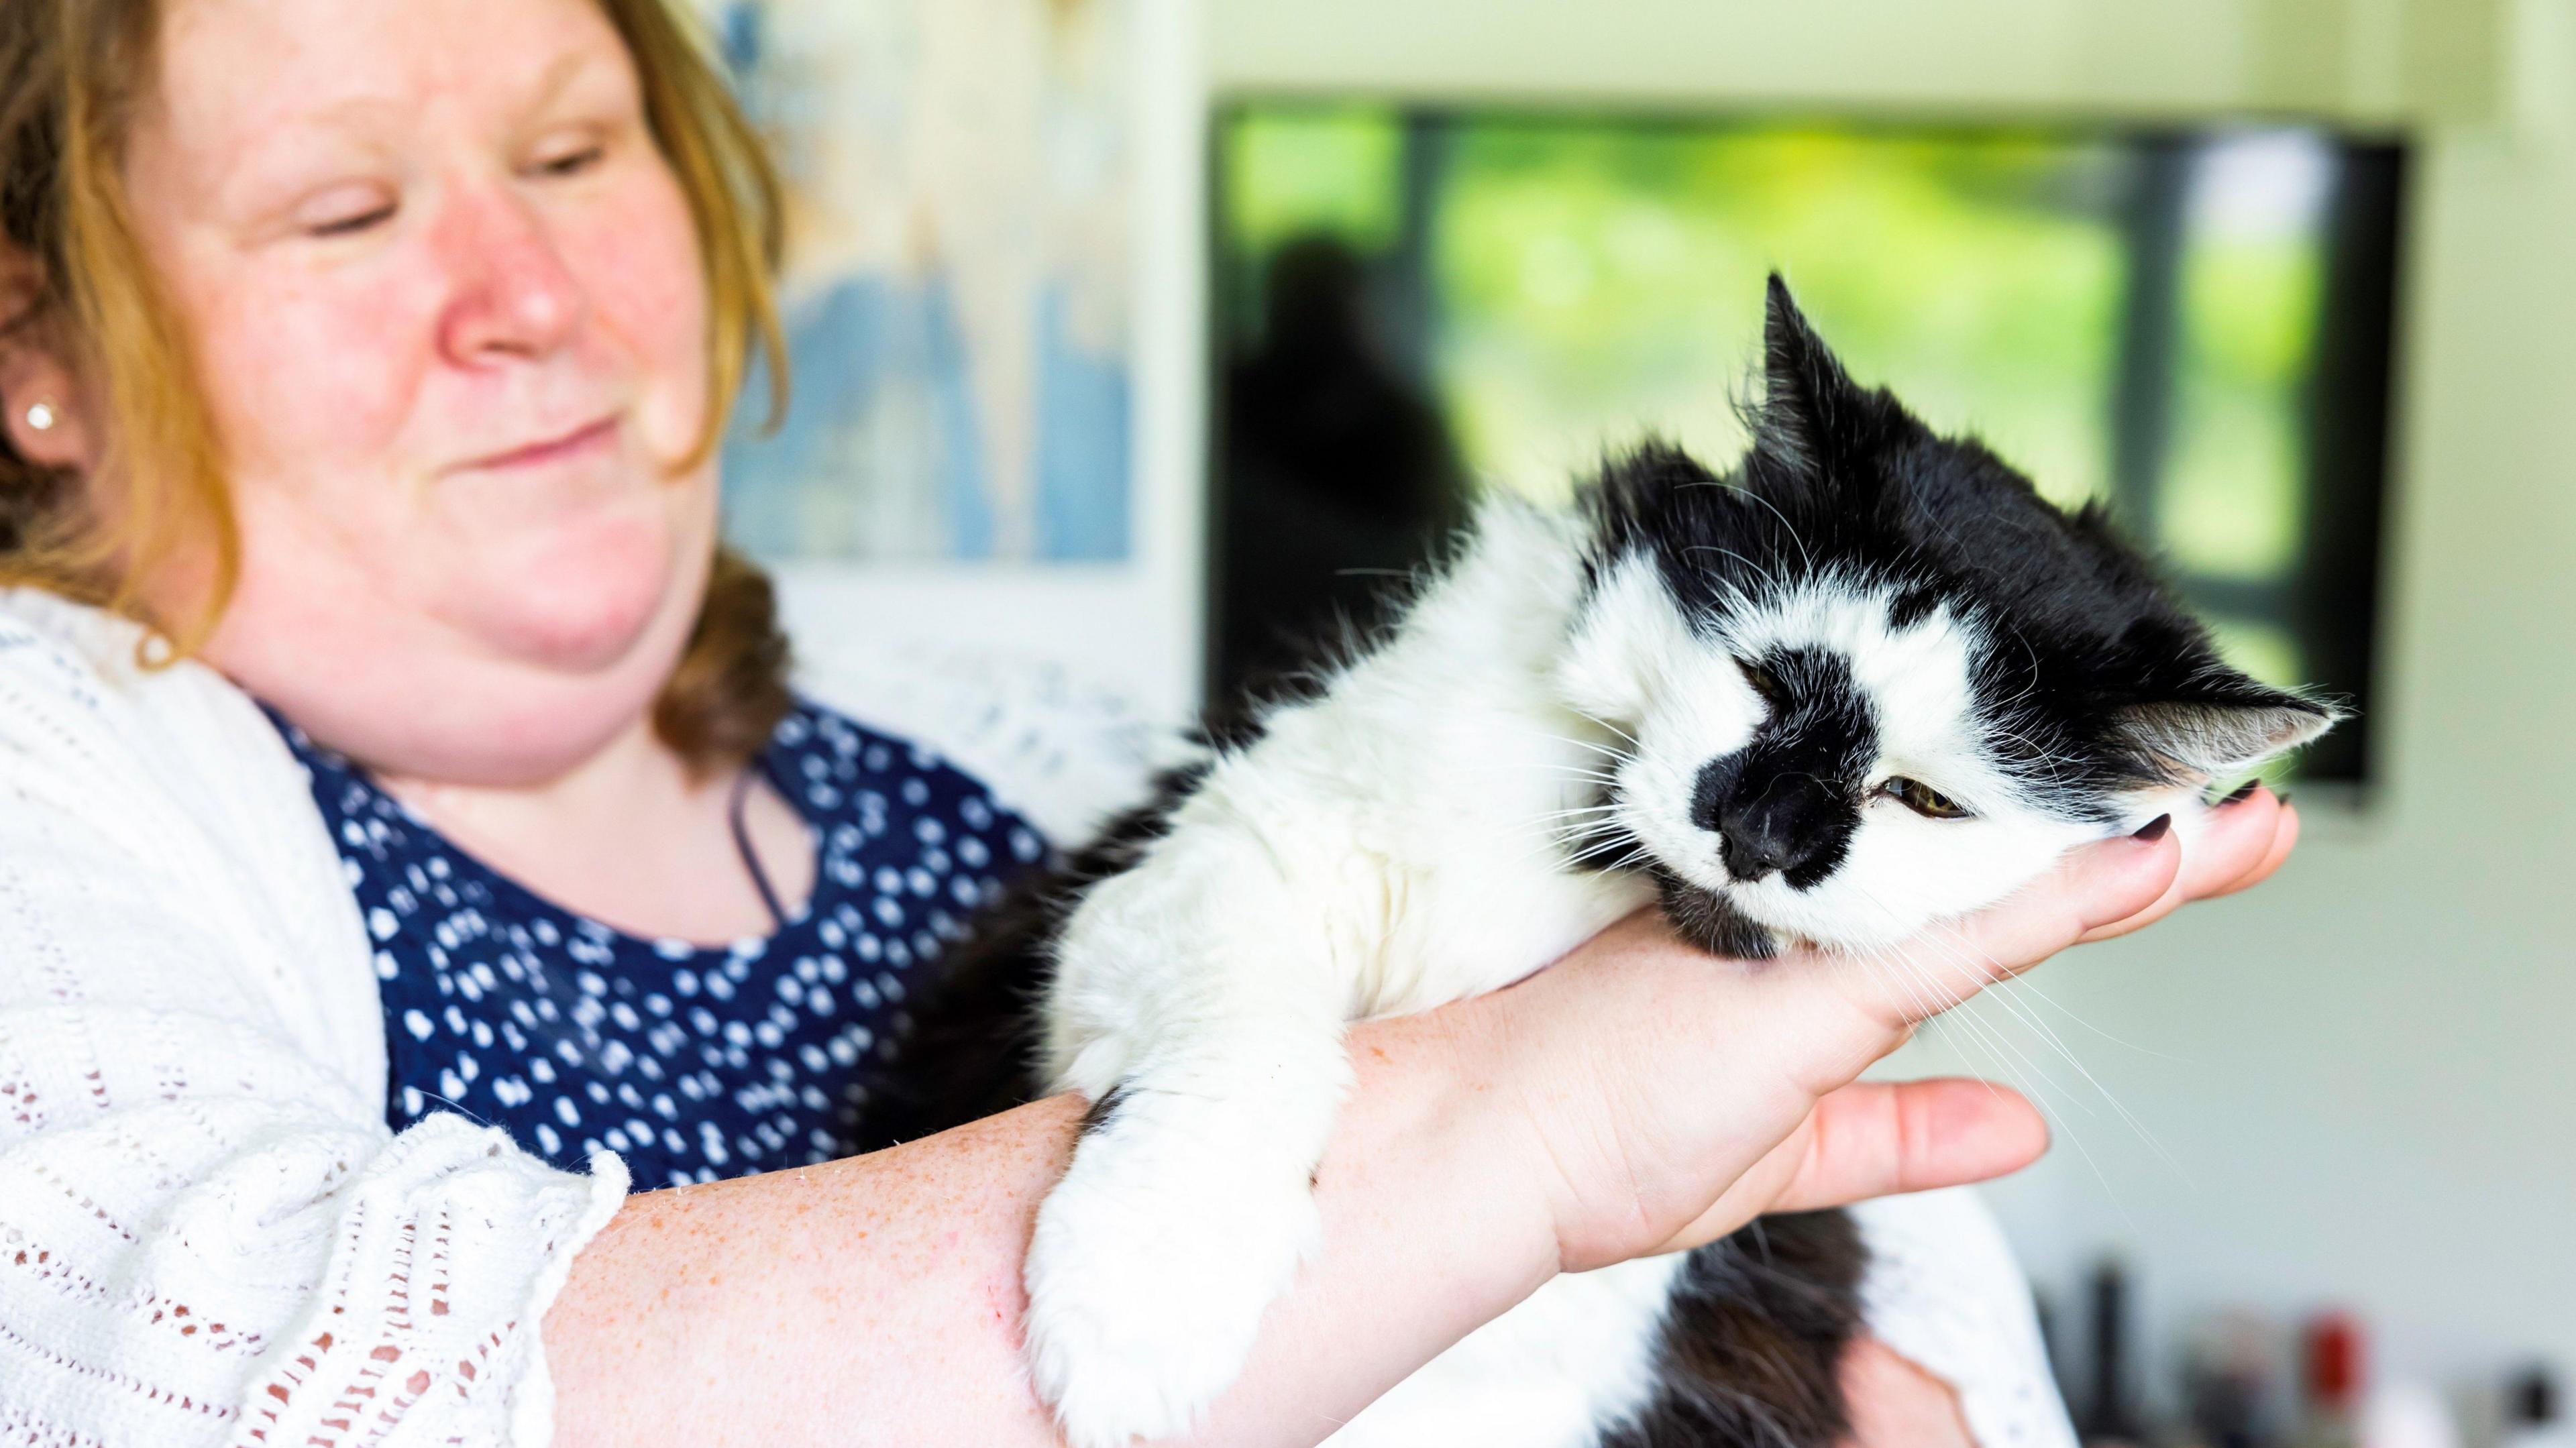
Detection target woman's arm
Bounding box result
[543,791,2296,1447]
[541,1021,2021,1448]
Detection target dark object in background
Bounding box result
[2079,1259,2148,1446]
[1213,235,1468,698]
[2504,1366,2567,1448]
[2182,1313,2286,1448]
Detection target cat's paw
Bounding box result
[1023,1088,1324,1448]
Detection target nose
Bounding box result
[435,185,586,368]
[1696,765,1837,881]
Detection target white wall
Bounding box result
[1205,0,2503,125]
[1883,0,2576,1416]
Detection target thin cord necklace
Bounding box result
[727,765,790,932]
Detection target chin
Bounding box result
[470,502,698,674]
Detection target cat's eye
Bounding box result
[1880,777,1972,820]
[1739,659,1785,704]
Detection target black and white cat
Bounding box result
[892,278,2338,1448]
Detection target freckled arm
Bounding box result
[539,1011,1558,1448]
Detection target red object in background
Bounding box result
[2306,1311,2367,1413]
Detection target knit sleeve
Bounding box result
[0,602,628,1448]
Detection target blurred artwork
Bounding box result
[704,0,1136,562]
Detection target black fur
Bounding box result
[1702,647,1874,890]
[1603,1213,1870,1448]
[1653,866,1786,962]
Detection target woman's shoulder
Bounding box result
[0,588,294,777]
[0,589,380,1083]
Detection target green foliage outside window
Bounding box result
[1220,105,2359,701]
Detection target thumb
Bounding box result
[1651,1078,2049,1256]
[1769,1078,2049,1212]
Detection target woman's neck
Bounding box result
[378,712,816,945]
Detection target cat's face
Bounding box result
[1556,278,2337,958]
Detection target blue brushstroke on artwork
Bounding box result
[708,0,1133,563]
[722,274,1132,563]
[716,2,763,72]
[720,276,991,561]
[1034,286,1132,562]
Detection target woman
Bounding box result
[0,1,2299,1445]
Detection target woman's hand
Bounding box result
[1458,788,2298,1276]
[1839,1338,1979,1448]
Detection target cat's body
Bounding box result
[890,280,2336,1448]
[894,497,1870,1447]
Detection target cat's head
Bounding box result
[1556,276,2339,958]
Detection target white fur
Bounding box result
[1022,502,2188,1448]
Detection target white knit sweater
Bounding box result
[0,590,2072,1448]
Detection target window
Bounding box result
[1212,105,2402,784]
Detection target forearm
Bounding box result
[541,1007,1557,1447]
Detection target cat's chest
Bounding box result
[1258,706,1658,1017]
[1342,844,1656,1019]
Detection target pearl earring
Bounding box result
[23,401,56,432]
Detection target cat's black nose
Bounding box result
[1710,774,1837,883]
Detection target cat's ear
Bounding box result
[2108,679,2343,781]
[1756,274,1913,480]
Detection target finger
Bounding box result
[2204,798,2300,901]
[2077,789,2288,944]
[1842,828,2180,1021]
[1766,1078,2049,1213]
[1837,1339,1977,1448]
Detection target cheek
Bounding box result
[561,164,710,455]
[172,247,437,486]
[1807,812,2094,944]
[1636,667,1764,775]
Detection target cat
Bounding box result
[885,276,2339,1448]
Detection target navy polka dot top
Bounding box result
[273,702,1046,1189]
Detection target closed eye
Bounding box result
[295,182,399,239]
[530,143,607,179]
[309,204,396,238]
[1878,776,1972,820]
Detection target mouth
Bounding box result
[453,414,621,474]
[1652,869,1783,961]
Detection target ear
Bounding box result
[2108,682,2343,781]
[1756,274,1904,479]
[0,252,95,474]
[0,332,95,474]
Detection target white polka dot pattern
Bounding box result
[280,702,1045,1190]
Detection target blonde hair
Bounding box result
[0,0,796,773]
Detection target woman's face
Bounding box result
[122,0,718,783]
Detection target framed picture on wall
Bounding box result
[693,0,1208,720]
